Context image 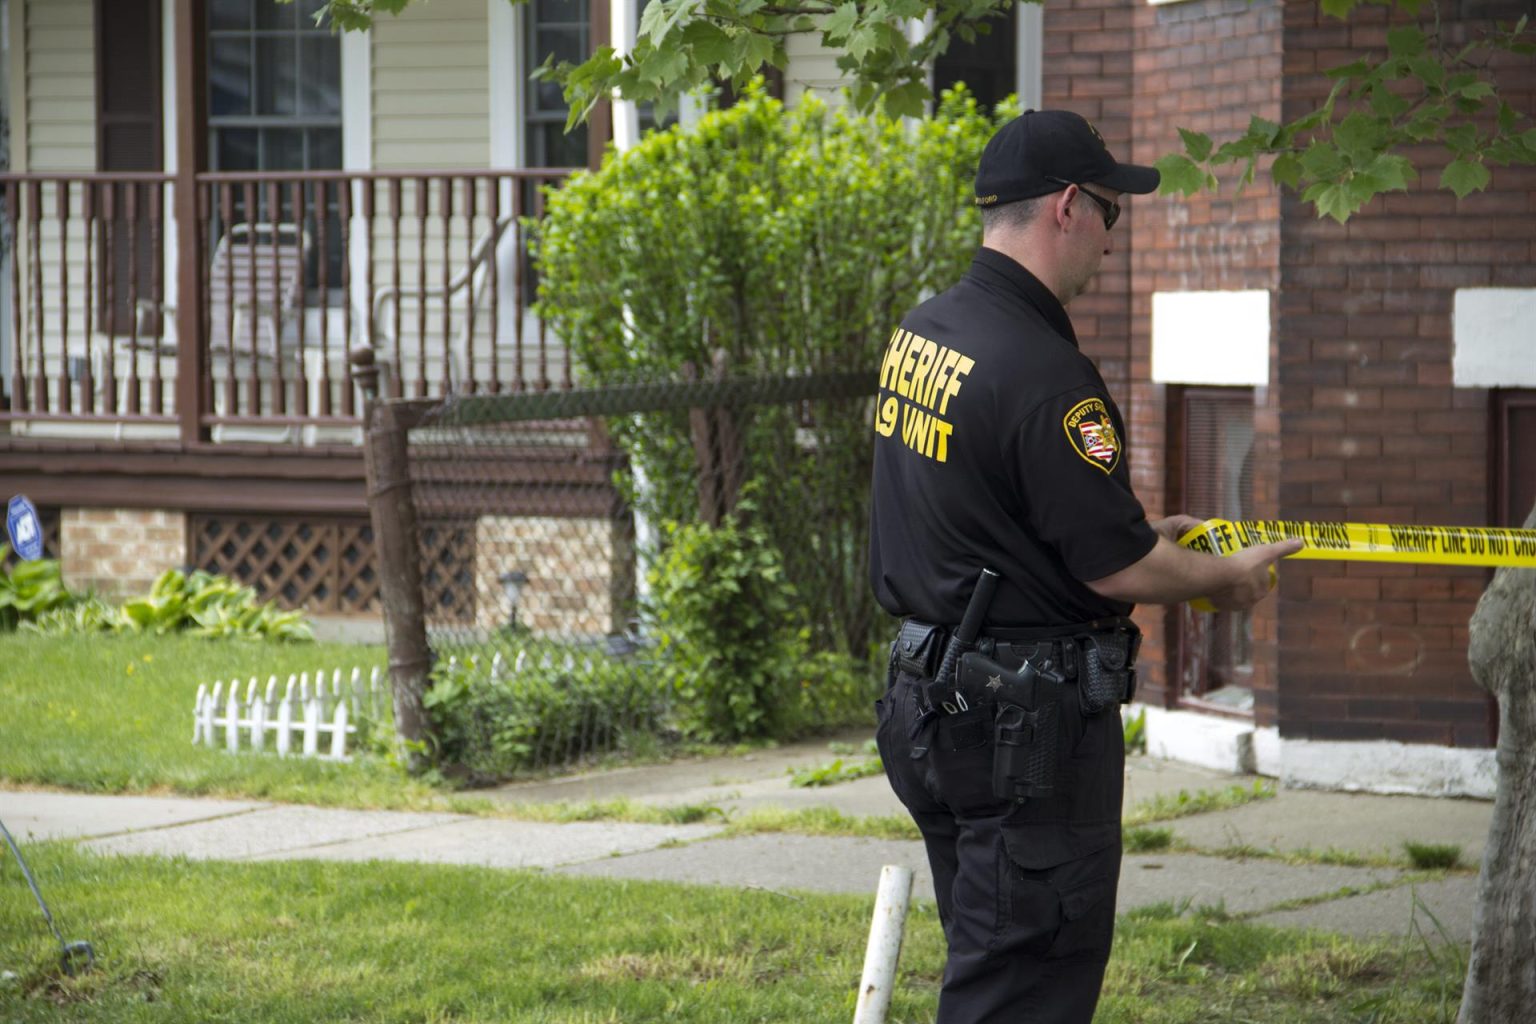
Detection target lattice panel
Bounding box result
[191,515,474,617]
[420,522,476,625]
[2,505,61,569]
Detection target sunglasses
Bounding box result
[1045,177,1121,231]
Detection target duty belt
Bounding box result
[893,616,1142,712]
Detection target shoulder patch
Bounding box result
[1062,397,1122,474]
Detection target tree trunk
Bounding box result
[1459,502,1536,1023]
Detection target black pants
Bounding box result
[876,659,1125,1024]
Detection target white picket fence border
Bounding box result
[470,649,595,683]
[192,666,385,760]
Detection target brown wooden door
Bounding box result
[95,0,163,334]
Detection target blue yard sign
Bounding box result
[6,495,44,561]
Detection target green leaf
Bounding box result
[1271,152,1303,190]
[1302,181,1355,223]
[822,1,858,41]
[1407,55,1445,90]
[1361,152,1416,192]
[1319,0,1360,17]
[1299,142,1347,181]
[1248,116,1282,147]
[1457,81,1496,100]
[1440,157,1491,198]
[681,22,733,66]
[881,80,932,119]
[1154,154,1207,196]
[1332,111,1388,161]
[1178,128,1213,162]
[1387,26,1426,59]
[1368,84,1410,119]
[1325,59,1372,80]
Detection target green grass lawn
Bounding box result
[0,633,440,808]
[0,843,1465,1023]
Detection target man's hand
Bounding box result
[1084,528,1302,609]
[1149,515,1204,543]
[1196,540,1302,611]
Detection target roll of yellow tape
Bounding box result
[1177,518,1536,612]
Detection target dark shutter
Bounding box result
[1176,388,1257,706]
[95,0,163,334]
[1494,390,1536,528]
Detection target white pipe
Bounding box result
[852,864,914,1024]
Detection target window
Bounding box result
[524,0,592,169]
[523,0,674,170]
[1175,388,1257,711]
[1493,390,1536,529]
[207,0,342,285]
[933,4,1018,112]
[207,0,341,172]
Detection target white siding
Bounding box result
[25,0,94,171]
[783,29,848,107]
[371,0,490,170]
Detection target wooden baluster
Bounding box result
[79,183,95,415]
[149,182,165,415]
[294,179,309,417]
[57,181,71,412]
[7,182,25,410]
[267,180,285,415]
[463,176,478,393]
[125,182,140,402]
[440,175,455,393]
[486,179,501,394]
[389,177,403,399]
[337,178,353,418]
[532,182,549,391]
[416,175,428,398]
[29,180,45,412]
[512,178,525,391]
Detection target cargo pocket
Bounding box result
[998,833,1120,963]
[930,705,1002,814]
[874,684,922,810]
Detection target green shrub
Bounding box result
[646,505,802,742]
[424,650,670,781]
[0,547,78,629]
[536,83,1012,662]
[3,557,312,642]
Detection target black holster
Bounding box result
[957,651,1061,802]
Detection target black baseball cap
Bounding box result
[974,110,1160,207]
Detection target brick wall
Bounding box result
[1112,0,1286,710]
[60,508,188,601]
[474,516,630,637]
[1275,0,1536,747]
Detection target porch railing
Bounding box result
[0,168,573,441]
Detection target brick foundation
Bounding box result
[473,516,630,638]
[60,508,188,601]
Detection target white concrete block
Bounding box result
[1453,288,1536,387]
[1151,290,1271,386]
[1134,703,1255,774]
[1279,738,1496,799]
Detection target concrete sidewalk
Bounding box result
[0,736,1493,944]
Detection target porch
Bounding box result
[0,167,574,446]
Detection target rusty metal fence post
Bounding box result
[355,345,434,772]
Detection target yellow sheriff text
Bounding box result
[874,328,974,464]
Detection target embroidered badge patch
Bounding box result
[1063,397,1122,473]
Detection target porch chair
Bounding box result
[207,222,312,358]
[366,215,540,392]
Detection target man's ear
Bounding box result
[1051,186,1077,230]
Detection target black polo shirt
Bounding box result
[869,247,1158,629]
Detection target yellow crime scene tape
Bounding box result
[1179,518,1536,611]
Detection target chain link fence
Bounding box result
[367,370,885,780]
